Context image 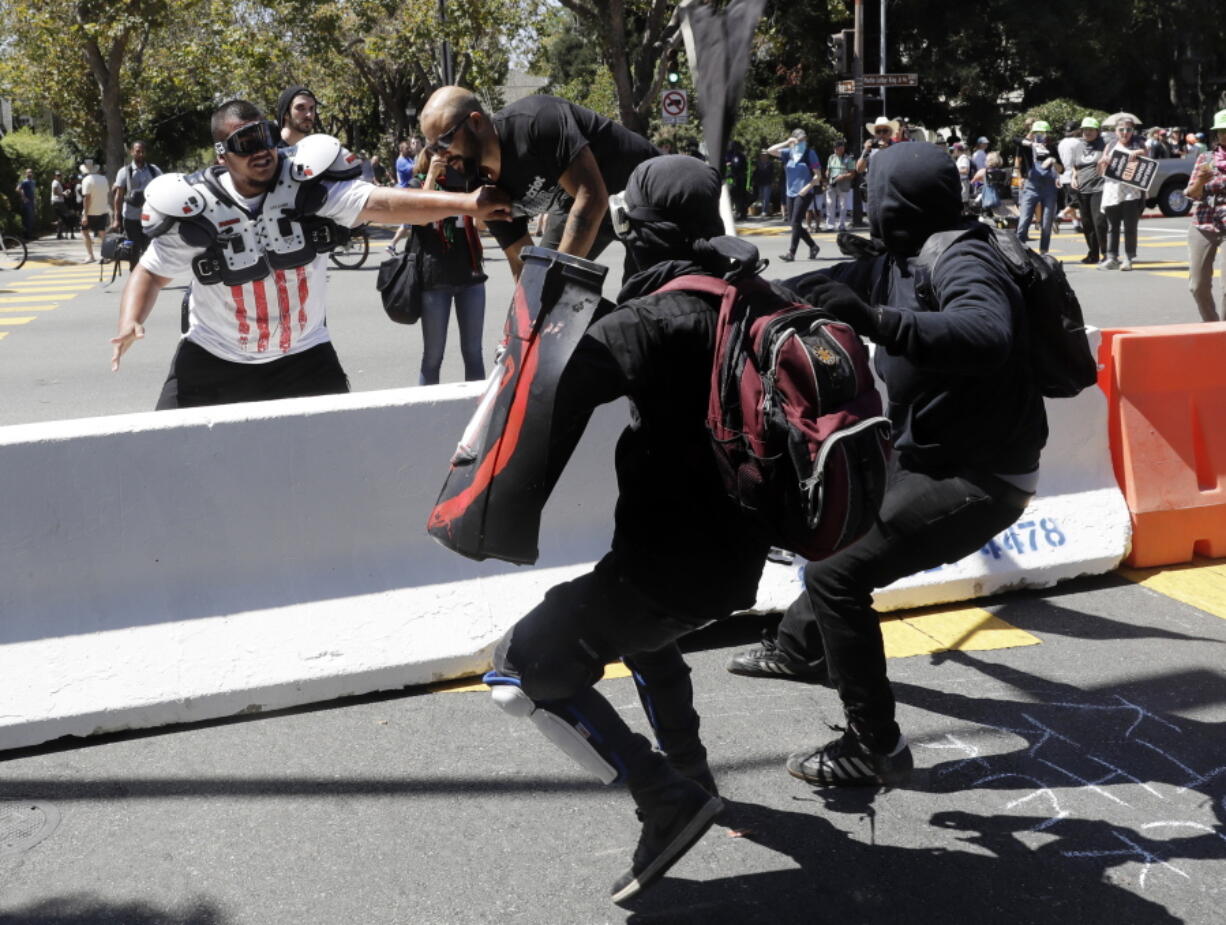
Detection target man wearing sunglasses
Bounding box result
[420,86,659,279]
[111,99,510,408]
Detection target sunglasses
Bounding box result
[429,112,473,154]
[214,121,275,158]
[874,128,891,135]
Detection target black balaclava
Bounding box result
[276,85,317,128]
[622,155,726,269]
[867,142,962,257]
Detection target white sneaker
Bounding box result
[1121,257,1133,271]
[1098,257,1120,270]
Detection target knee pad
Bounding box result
[485,672,619,784]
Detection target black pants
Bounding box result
[539,208,635,284]
[155,339,350,410]
[788,191,817,257]
[1077,190,1108,261]
[123,217,149,271]
[494,557,732,790]
[1104,198,1142,260]
[776,458,1031,750]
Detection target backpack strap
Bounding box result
[912,223,992,310]
[653,274,733,299]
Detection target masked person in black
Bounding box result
[728,142,1048,786]
[483,156,770,902]
[420,86,659,279]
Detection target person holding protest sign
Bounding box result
[1184,110,1226,321]
[1097,117,1146,271]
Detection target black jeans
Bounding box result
[495,557,731,789]
[1077,189,1107,261]
[1104,198,1142,260]
[776,458,1031,750]
[788,190,818,257]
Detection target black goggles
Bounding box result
[429,113,472,154]
[214,121,276,157]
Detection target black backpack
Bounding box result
[914,224,1097,398]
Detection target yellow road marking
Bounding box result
[883,605,1041,658]
[0,293,71,303]
[0,332,7,341]
[2,282,96,290]
[0,316,37,325]
[1119,557,1226,621]
[429,607,1039,693]
[0,304,59,312]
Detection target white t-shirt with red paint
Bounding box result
[140,171,371,364]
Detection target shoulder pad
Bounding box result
[289,134,343,181]
[144,173,207,218]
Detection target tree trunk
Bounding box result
[80,33,129,183]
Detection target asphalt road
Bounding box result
[0,215,1213,428]
[1,567,1224,924]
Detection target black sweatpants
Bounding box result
[155,339,350,410]
[776,457,1031,750]
[123,217,150,271]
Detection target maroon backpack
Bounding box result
[655,273,891,560]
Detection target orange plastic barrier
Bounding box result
[1099,325,1226,567]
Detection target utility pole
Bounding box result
[880,0,887,118]
[853,0,865,227]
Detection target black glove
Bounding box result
[807,276,883,339]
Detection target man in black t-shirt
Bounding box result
[421,87,659,277]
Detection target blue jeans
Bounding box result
[419,283,485,386]
[1017,183,1057,252]
[758,185,773,217]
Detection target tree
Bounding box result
[555,0,682,136]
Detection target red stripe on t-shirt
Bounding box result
[274,269,292,353]
[252,279,271,352]
[231,285,250,349]
[295,265,309,331]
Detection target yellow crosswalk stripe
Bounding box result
[0,304,59,312]
[0,316,38,324]
[1118,557,1226,621]
[0,293,71,303]
[883,605,1041,657]
[0,331,7,341]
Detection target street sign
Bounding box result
[661,89,689,125]
[837,80,856,95]
[862,73,918,88]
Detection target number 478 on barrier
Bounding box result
[982,518,1068,559]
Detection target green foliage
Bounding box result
[1001,99,1112,148]
[553,68,621,122]
[0,128,77,231]
[733,102,842,159]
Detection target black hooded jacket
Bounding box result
[788,143,1047,475]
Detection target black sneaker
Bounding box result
[726,635,828,683]
[668,752,718,797]
[786,726,913,787]
[610,779,724,904]
[809,245,820,259]
[779,252,796,262]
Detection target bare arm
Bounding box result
[555,146,608,259]
[504,235,531,278]
[357,185,510,226]
[1186,158,1213,201]
[110,175,125,229]
[111,264,172,371]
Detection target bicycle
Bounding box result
[329,223,370,269]
[1,232,28,271]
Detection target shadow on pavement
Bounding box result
[0,894,228,924]
[620,798,1181,925]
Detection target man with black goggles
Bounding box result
[112,98,510,410]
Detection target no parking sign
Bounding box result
[661,89,689,125]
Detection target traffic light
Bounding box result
[666,50,681,85]
[828,31,849,74]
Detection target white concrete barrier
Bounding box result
[0,329,1129,751]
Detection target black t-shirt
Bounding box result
[485,95,659,249]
